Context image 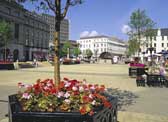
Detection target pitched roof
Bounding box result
[80,35,109,39]
[161,28,168,36]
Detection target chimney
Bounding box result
[157,28,161,36]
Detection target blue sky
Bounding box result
[23,0,168,41]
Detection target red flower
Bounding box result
[103,101,112,108]
[89,110,94,116]
[63,77,69,81]
[58,81,65,90]
[50,88,57,94]
[82,95,92,103]
[79,106,87,115]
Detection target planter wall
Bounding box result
[0,63,14,70]
[9,94,118,122]
[129,67,147,77]
[147,74,168,87]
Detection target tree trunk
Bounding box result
[67,48,70,59]
[54,0,61,85]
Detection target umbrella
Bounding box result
[157,50,168,55]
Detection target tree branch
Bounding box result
[61,0,70,19]
[44,0,56,12]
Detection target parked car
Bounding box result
[124,58,131,64]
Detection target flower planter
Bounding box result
[8,94,118,122]
[136,76,145,87]
[147,74,168,87]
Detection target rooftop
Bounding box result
[160,28,168,36]
[80,35,109,39]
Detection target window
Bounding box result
[6,7,11,14]
[14,11,20,17]
[154,43,156,47]
[146,44,148,47]
[162,36,164,40]
[154,36,156,40]
[167,43,168,47]
[15,23,19,39]
[162,43,164,47]
[154,50,156,53]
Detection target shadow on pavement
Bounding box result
[107,88,139,111]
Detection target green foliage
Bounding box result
[128,9,156,56]
[62,41,72,56]
[73,47,81,57]
[128,38,139,56]
[85,49,93,58]
[0,20,12,47]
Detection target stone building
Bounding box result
[77,35,127,59]
[0,0,49,61]
[42,14,69,43]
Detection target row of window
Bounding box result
[146,36,168,41]
[146,43,168,48]
[79,39,108,43]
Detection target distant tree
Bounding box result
[17,0,83,85]
[85,49,93,59]
[73,47,81,57]
[0,20,12,61]
[128,9,156,56]
[62,41,72,58]
[0,21,12,47]
[128,38,139,56]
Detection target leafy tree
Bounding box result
[128,9,155,56]
[128,38,139,56]
[73,47,81,57]
[0,20,12,61]
[0,20,12,47]
[61,41,71,58]
[85,49,93,59]
[17,0,83,85]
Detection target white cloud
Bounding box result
[89,30,99,37]
[80,30,99,38]
[80,31,89,38]
[121,25,131,34]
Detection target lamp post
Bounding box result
[142,51,145,63]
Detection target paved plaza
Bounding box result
[0,63,168,122]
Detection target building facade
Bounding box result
[140,28,168,57]
[42,14,69,43]
[0,0,49,61]
[77,35,127,59]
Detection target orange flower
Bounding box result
[103,101,112,108]
[79,106,87,115]
[58,81,65,89]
